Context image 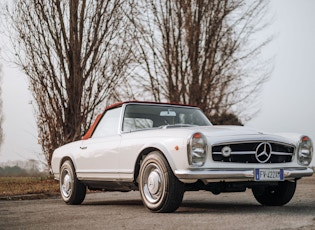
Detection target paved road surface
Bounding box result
[1,177,315,230]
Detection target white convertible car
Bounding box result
[51,101,313,212]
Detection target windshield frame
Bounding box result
[121,103,212,133]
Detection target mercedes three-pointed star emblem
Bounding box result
[255,142,272,163]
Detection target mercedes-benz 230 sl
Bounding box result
[51,101,313,212]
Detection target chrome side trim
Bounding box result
[76,171,134,182]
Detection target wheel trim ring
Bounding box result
[142,163,165,204]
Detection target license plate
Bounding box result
[255,169,284,181]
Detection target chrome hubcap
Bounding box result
[61,169,72,198]
[148,170,161,195]
[143,163,164,204]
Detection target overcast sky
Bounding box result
[247,1,315,140]
[0,0,315,165]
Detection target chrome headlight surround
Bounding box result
[297,136,313,166]
[187,132,207,166]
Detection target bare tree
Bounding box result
[5,0,133,166]
[127,0,272,124]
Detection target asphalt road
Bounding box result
[1,177,315,230]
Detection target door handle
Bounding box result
[80,146,87,150]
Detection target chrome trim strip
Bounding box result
[212,151,292,156]
[272,151,293,156]
[213,151,255,155]
[76,170,134,182]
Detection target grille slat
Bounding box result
[212,142,294,164]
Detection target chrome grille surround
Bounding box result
[212,141,295,163]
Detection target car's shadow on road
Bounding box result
[82,196,315,214]
[177,201,315,214]
[83,199,143,207]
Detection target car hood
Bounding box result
[194,125,296,146]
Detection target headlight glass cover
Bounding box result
[187,132,207,166]
[297,136,313,166]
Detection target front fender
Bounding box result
[138,138,189,175]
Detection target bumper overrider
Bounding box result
[175,167,314,181]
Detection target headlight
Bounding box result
[187,132,207,166]
[297,136,313,166]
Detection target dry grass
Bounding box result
[0,176,59,197]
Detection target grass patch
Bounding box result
[0,176,59,197]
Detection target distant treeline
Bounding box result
[0,165,46,176]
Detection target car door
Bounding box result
[75,107,122,181]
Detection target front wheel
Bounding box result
[139,151,185,213]
[60,160,86,205]
[252,180,296,206]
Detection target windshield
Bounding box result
[122,104,211,132]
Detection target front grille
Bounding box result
[212,142,294,163]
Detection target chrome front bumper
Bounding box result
[175,167,314,181]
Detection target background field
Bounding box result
[0,176,59,198]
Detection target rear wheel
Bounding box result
[252,180,296,206]
[60,160,86,205]
[139,151,185,213]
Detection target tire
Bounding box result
[60,160,86,205]
[139,151,185,213]
[252,180,296,206]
